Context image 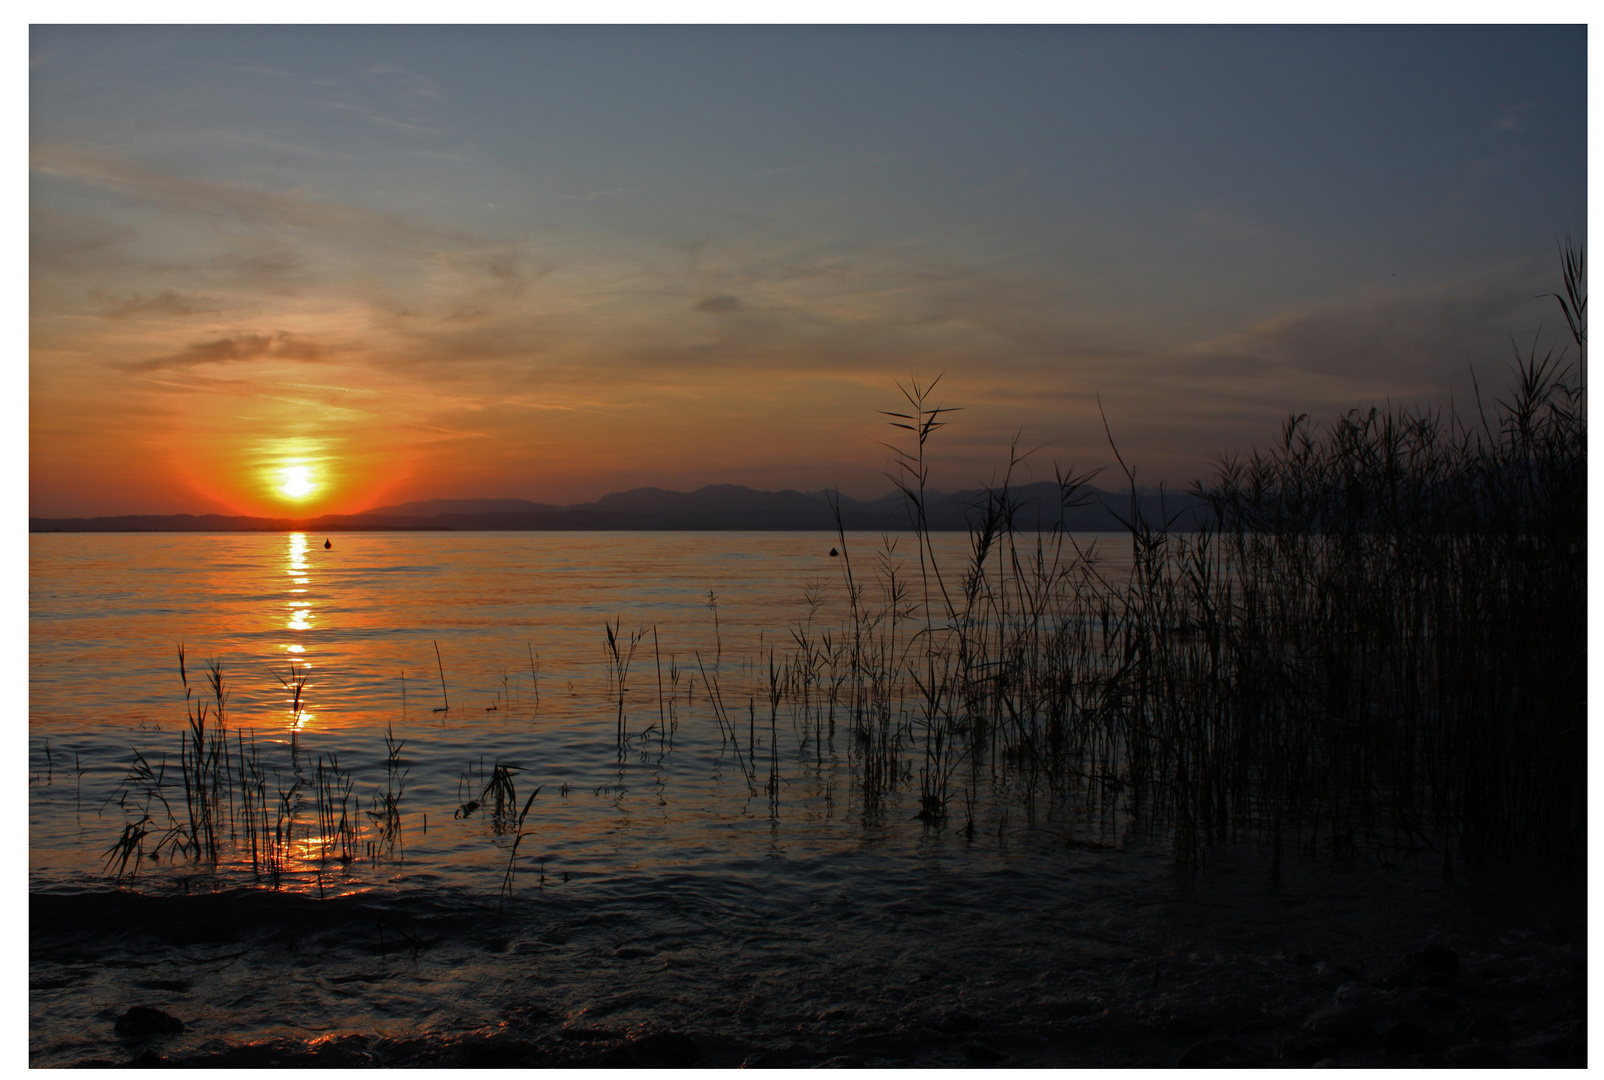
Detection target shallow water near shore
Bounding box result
[29,531,1586,1067]
[31,529,1138,895]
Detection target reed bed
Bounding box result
[753,249,1584,870]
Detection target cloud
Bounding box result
[695,294,741,313]
[361,63,441,99]
[565,185,651,201]
[31,144,465,250]
[319,101,442,137]
[101,290,213,319]
[29,206,137,270]
[1182,260,1558,392]
[126,331,327,371]
[208,249,308,285]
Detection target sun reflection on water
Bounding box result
[282,534,317,728]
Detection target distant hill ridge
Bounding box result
[31,482,1212,533]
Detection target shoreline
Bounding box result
[31,847,1586,1068]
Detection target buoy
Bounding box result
[829,547,839,557]
[324,538,332,549]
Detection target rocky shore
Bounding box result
[31,847,1585,1068]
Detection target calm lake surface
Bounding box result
[31,529,1139,895]
[29,531,1582,1067]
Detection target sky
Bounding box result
[28,25,1587,518]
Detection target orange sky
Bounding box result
[29,27,1586,518]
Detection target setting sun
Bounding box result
[280,465,315,500]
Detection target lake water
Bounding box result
[30,529,1141,896]
[28,531,1583,1067]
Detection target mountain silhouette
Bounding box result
[30,482,1211,533]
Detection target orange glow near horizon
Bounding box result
[159,436,417,519]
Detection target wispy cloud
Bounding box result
[29,206,137,269]
[565,185,651,201]
[125,331,328,372]
[31,144,465,248]
[101,290,215,319]
[1182,259,1557,391]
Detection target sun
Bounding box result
[280,465,316,500]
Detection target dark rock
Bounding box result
[935,1011,981,1034]
[1166,1014,1211,1039]
[621,1031,699,1068]
[735,1041,823,1069]
[133,979,192,993]
[461,1036,536,1066]
[1369,968,1413,990]
[1041,997,1100,1019]
[1301,1006,1373,1045]
[1555,995,1586,1023]
[1451,1008,1506,1041]
[1408,944,1459,976]
[1379,1020,1439,1055]
[1334,981,1388,1009]
[1236,1019,1278,1035]
[114,1006,185,1039]
[1480,975,1547,1001]
[814,1056,866,1068]
[1528,1019,1587,1060]
[1373,945,1460,991]
[301,1034,377,1067]
[1278,1034,1339,1062]
[1177,1038,1256,1067]
[738,1052,778,1068]
[1465,956,1514,981]
[1446,1043,1510,1067]
[1514,1031,1570,1059]
[613,946,653,959]
[125,1049,169,1067]
[960,1042,1003,1064]
[558,1026,615,1042]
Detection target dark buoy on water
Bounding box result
[324,538,332,549]
[829,547,839,557]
